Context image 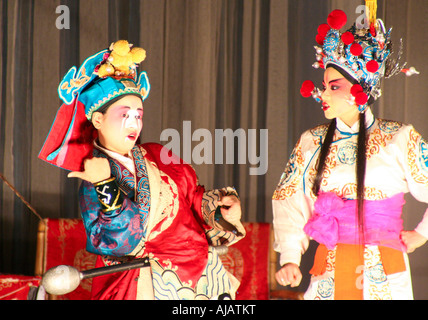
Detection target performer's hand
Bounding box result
[401,230,427,253]
[67,157,111,184]
[218,195,241,225]
[275,263,302,288]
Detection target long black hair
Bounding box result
[312,65,368,244]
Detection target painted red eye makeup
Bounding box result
[323,78,348,91]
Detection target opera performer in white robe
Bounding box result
[272,8,427,300]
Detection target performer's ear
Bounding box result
[91,112,104,130]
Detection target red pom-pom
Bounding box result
[300,80,315,98]
[327,9,347,30]
[350,84,363,97]
[366,60,379,73]
[350,43,363,56]
[341,32,354,45]
[355,92,368,105]
[317,23,331,37]
[315,34,325,45]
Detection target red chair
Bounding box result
[219,222,270,299]
[220,222,304,300]
[0,275,41,300]
[35,218,97,300]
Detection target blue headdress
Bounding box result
[300,9,419,112]
[39,40,150,171]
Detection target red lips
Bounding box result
[127,132,138,141]
[322,102,330,111]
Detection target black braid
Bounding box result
[356,111,367,244]
[312,118,337,196]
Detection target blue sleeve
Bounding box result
[78,180,144,256]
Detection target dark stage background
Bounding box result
[1,0,428,298]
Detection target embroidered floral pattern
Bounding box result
[60,67,91,96]
[272,139,305,200]
[378,119,403,134]
[338,141,357,165]
[330,184,388,200]
[274,118,415,201]
[309,246,393,300]
[58,50,108,105]
[407,128,428,185]
[148,169,179,241]
[366,128,395,159]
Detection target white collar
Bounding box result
[336,107,375,134]
[94,140,135,174]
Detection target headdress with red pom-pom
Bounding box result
[301,2,419,112]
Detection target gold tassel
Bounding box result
[365,0,377,25]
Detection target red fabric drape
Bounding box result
[0,275,41,300]
[45,219,97,300]
[220,222,270,300]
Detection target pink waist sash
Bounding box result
[303,192,406,251]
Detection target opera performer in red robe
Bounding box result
[39,40,245,300]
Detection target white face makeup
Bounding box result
[321,67,360,127]
[122,109,143,132]
[92,95,144,156]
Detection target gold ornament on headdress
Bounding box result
[365,0,377,26]
[97,40,146,79]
